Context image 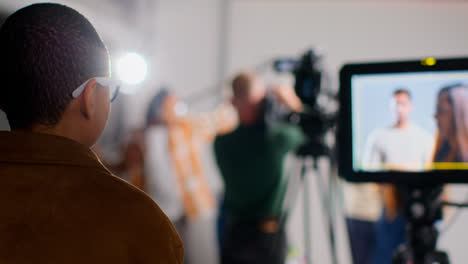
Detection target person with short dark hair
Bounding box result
[214,71,304,264]
[0,3,183,263]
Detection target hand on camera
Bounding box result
[270,84,303,113]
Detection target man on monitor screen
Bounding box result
[362,88,434,264]
[362,88,434,171]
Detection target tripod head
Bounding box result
[287,109,336,160]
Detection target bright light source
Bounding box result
[117,52,148,87]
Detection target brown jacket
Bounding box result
[0,131,183,264]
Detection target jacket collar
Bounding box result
[0,131,104,169]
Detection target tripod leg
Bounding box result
[302,159,313,264]
[314,158,338,264]
[327,163,340,264]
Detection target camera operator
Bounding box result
[214,71,305,264]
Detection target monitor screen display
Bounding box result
[351,70,468,173]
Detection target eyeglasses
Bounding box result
[72,77,120,102]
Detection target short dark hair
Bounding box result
[393,88,411,100]
[232,71,257,98]
[0,3,109,129]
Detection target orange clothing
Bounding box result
[143,103,237,220]
[0,131,183,264]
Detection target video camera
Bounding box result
[271,48,337,158]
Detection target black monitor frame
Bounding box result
[338,57,468,185]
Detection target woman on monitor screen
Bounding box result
[433,84,468,164]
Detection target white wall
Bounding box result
[228,1,468,84]
[121,0,224,129]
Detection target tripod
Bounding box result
[393,185,450,264]
[281,140,340,264]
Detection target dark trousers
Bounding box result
[372,212,406,264]
[221,217,286,264]
[346,218,376,264]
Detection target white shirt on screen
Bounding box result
[362,123,435,171]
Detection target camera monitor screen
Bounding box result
[339,57,468,184]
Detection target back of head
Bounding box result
[231,71,266,105]
[0,3,109,130]
[231,71,266,125]
[232,71,258,100]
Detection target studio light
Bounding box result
[117,52,148,93]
